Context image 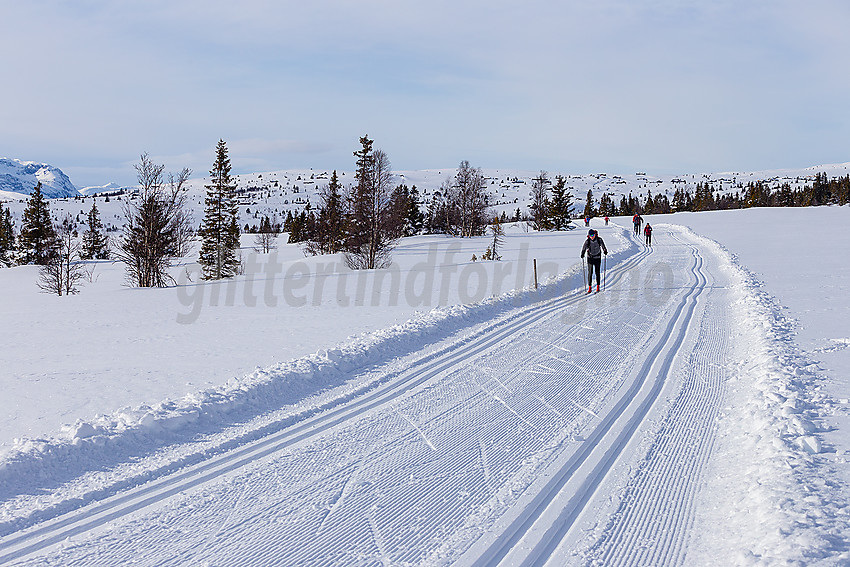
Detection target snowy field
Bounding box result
[0,206,848,565]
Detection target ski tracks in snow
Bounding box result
[0,226,759,566]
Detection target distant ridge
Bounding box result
[79,182,134,196]
[0,158,80,199]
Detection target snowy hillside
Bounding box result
[179,162,850,226]
[0,205,848,564]
[3,161,850,238]
[78,182,134,196]
[0,158,79,200]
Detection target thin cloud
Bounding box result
[1,1,848,186]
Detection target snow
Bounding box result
[1,197,849,563]
[77,182,132,196]
[0,158,79,199]
[639,207,850,564]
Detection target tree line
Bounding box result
[0,142,239,293]
[581,172,850,217]
[0,135,498,289]
[2,140,847,294]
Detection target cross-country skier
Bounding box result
[604,216,609,226]
[581,228,608,293]
[644,223,653,246]
[632,214,643,235]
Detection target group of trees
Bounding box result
[423,160,491,237]
[0,183,110,294]
[289,137,484,269]
[583,173,850,217]
[113,154,193,287]
[527,171,576,231]
[736,173,849,209]
[0,140,241,293]
[114,141,241,287]
[1,137,495,292]
[295,137,427,268]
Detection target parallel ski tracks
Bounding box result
[0,239,653,565]
[586,236,731,567]
[463,229,710,567]
[2,228,718,567]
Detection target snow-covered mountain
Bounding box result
[0,158,79,199]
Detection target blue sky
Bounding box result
[2,0,848,188]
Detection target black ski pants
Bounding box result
[587,256,602,286]
[645,232,652,245]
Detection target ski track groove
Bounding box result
[468,231,707,567]
[1,274,620,564]
[568,231,732,567]
[3,240,653,565]
[2,226,740,566]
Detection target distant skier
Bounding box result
[584,216,590,227]
[581,229,608,293]
[604,216,609,226]
[644,223,653,246]
[632,214,643,235]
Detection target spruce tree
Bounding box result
[482,216,504,261]
[81,201,109,259]
[198,140,240,280]
[406,185,424,236]
[672,189,685,211]
[644,190,654,214]
[19,182,58,264]
[0,203,14,265]
[583,188,595,219]
[347,135,376,255]
[549,175,575,230]
[345,136,397,269]
[386,184,412,239]
[306,170,346,254]
[597,193,613,217]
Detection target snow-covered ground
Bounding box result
[0,206,848,565]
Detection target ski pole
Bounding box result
[581,257,587,291]
[603,255,607,290]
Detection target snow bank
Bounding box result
[681,227,850,565]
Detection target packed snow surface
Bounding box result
[0,207,848,565]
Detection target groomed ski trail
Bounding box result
[2,225,740,566]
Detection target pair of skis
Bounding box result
[580,256,606,293]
